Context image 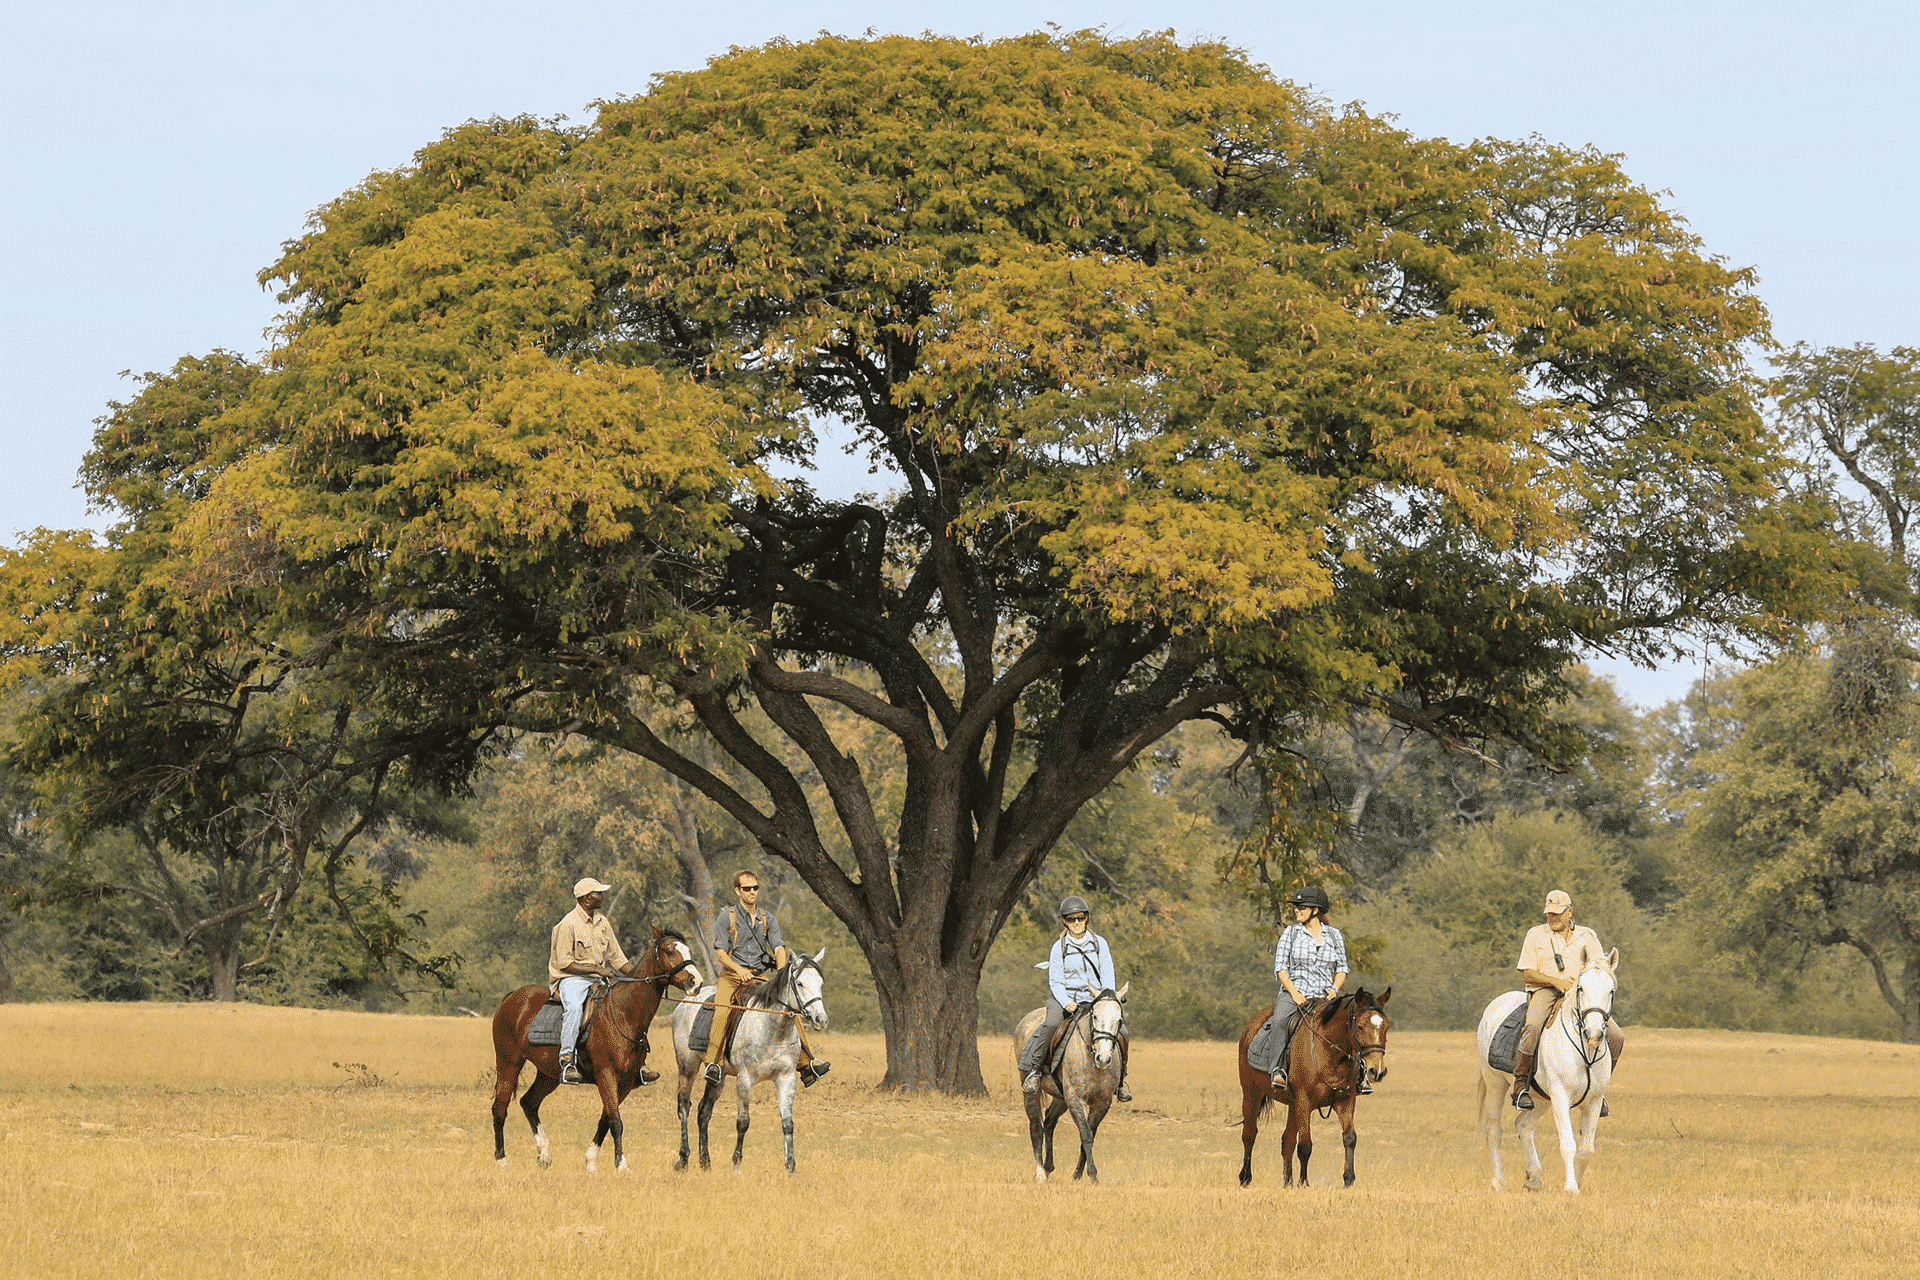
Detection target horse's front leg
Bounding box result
[1479,1070,1509,1191]
[731,1073,753,1170]
[776,1070,798,1174]
[1551,1092,1582,1192]
[586,1076,631,1173]
[695,1072,722,1171]
[1293,1100,1315,1187]
[1042,1097,1066,1176]
[1336,1095,1359,1188]
[1066,1098,1096,1183]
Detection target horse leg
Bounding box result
[1238,1077,1265,1187]
[1025,1091,1050,1182]
[491,1051,522,1165]
[777,1070,798,1174]
[586,1074,629,1173]
[695,1072,721,1171]
[1066,1097,1095,1183]
[519,1067,560,1169]
[731,1074,752,1170]
[1042,1096,1066,1176]
[1293,1100,1314,1187]
[1336,1096,1358,1188]
[674,1069,695,1173]
[1551,1095,1581,1193]
[1516,1103,1543,1191]
[1076,1095,1111,1185]
[1479,1069,1509,1191]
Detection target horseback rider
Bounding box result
[1018,895,1132,1102]
[1511,888,1624,1113]
[1267,885,1360,1093]
[550,876,632,1086]
[701,870,831,1088]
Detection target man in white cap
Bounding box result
[550,877,630,1085]
[1510,888,1624,1113]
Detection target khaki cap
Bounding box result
[573,877,613,898]
[1542,889,1573,914]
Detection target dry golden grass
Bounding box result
[2,1003,1918,1278]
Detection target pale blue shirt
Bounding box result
[1047,932,1116,1006]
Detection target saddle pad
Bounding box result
[1486,999,1529,1074]
[1246,1013,1280,1075]
[528,999,564,1047]
[688,1003,716,1054]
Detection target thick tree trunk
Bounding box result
[203,934,243,1003]
[664,781,719,979]
[0,934,19,1003]
[873,950,990,1093]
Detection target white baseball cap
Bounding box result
[573,877,613,898]
[1542,889,1573,914]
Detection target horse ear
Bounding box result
[1378,986,1391,1006]
[1606,947,1619,973]
[651,924,663,939]
[1115,981,1129,1003]
[812,946,827,964]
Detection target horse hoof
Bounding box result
[1035,1169,1048,1183]
[616,1160,630,1175]
[1238,1171,1252,1188]
[495,1156,507,1168]
[673,1158,688,1173]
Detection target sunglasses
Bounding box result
[1064,914,1088,923]
[738,885,761,893]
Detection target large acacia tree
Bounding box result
[11,34,1826,1086]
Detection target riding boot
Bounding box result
[799,1060,832,1088]
[1510,1048,1535,1110]
[560,1052,583,1085]
[638,1068,660,1086]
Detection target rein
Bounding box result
[1303,995,1388,1108]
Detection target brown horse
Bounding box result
[1235,987,1391,1188]
[490,926,700,1172]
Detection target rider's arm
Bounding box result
[715,946,755,982]
[1520,967,1572,993]
[1047,939,1073,1009]
[1276,969,1307,1005]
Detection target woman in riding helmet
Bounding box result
[1018,895,1131,1102]
[1269,885,1360,1093]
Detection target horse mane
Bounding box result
[656,927,687,944]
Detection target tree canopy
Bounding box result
[1,32,1830,1086]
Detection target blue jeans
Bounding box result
[556,975,594,1055]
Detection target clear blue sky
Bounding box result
[5,2,1914,707]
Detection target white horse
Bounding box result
[1476,948,1618,1193]
[671,948,827,1174]
[1012,984,1129,1184]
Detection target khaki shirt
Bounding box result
[1515,923,1604,990]
[548,905,630,992]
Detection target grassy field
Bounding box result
[2,1003,1918,1278]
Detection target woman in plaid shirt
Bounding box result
[1268,885,1357,1091]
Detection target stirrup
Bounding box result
[1269,1069,1288,1092]
[799,1060,831,1088]
[1022,1070,1043,1094]
[1513,1087,1533,1110]
[1115,1083,1132,1103]
[702,1062,723,1085]
[1356,1078,1373,1095]
[637,1068,660,1086]
[560,1055,583,1085]
[1599,1097,1610,1118]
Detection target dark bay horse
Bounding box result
[1012,984,1129,1184]
[1236,987,1391,1188]
[490,926,700,1172]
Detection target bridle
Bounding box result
[1562,970,1613,1067]
[1306,994,1390,1097]
[765,955,827,1026]
[641,938,700,991]
[1083,988,1125,1062]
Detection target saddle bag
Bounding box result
[688,1002,716,1054]
[1485,1000,1530,1074]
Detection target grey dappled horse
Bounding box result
[1477,948,1618,1193]
[1013,984,1129,1183]
[671,948,827,1174]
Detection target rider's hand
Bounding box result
[1064,1002,1078,1014]
[1291,992,1307,1006]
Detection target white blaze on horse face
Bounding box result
[1369,1013,1384,1029]
[674,941,701,989]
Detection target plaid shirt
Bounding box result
[1274,923,1348,997]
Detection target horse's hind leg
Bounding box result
[674,1072,695,1172]
[1516,1107,1544,1191]
[1025,1093,1050,1182]
[695,1074,721,1171]
[1042,1097,1066,1176]
[491,1053,521,1165]
[1238,1080,1266,1187]
[519,1068,560,1169]
[1479,1069,1509,1191]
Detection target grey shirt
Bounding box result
[715,904,785,972]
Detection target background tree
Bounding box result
[11,34,1828,1085]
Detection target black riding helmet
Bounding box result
[1058,895,1091,918]
[1286,886,1332,911]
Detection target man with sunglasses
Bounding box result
[700,870,830,1087]
[1017,896,1131,1102]
[1510,889,1624,1113]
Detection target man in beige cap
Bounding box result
[550,877,630,1085]
[1510,889,1624,1113]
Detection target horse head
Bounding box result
[1570,949,1618,1063]
[787,947,829,1032]
[1347,987,1392,1085]
[1088,983,1128,1068]
[648,925,702,992]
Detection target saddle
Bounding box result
[1485,991,1565,1075]
[687,976,768,1058]
[527,982,613,1070]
